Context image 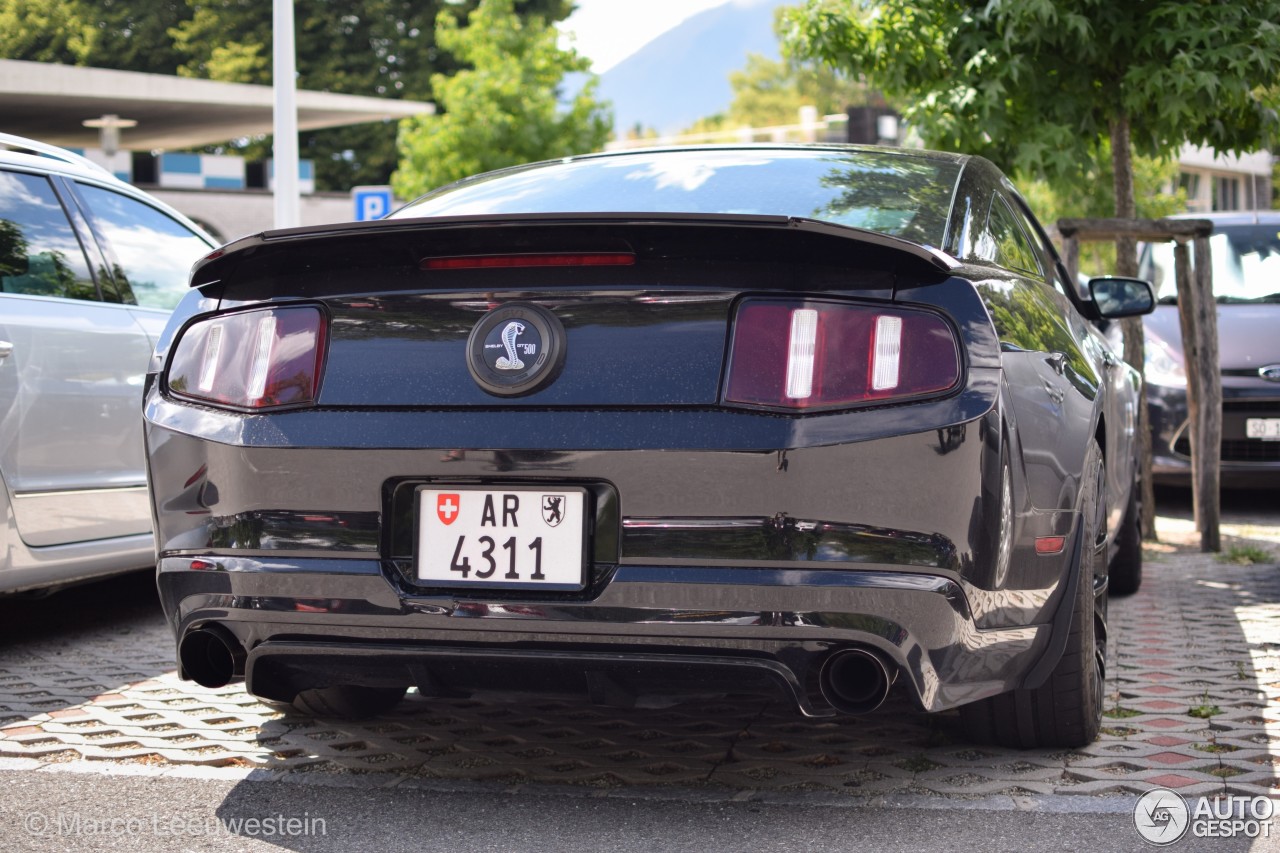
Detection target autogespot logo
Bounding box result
[1134,788,1190,845]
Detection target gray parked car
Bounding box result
[1139,212,1280,488]
[0,134,215,595]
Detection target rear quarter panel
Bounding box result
[971,268,1104,514]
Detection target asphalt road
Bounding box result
[3,770,1267,853]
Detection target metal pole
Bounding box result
[273,0,300,229]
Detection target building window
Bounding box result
[1213,175,1241,211]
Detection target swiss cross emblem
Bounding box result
[436,493,461,525]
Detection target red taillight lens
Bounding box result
[724,299,960,410]
[166,305,327,410]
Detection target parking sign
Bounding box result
[352,185,394,221]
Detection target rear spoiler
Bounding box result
[190,212,959,288]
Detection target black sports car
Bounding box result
[144,145,1153,748]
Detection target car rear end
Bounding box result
[145,151,1080,720]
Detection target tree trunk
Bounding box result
[1109,115,1158,542]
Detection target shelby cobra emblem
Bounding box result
[466,303,567,397]
[495,321,527,370]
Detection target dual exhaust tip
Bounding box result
[179,625,896,714]
[178,624,245,689]
[819,647,896,715]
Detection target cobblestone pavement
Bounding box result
[0,503,1277,804]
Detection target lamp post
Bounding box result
[273,0,300,229]
[82,114,137,156]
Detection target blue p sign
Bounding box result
[352,186,394,221]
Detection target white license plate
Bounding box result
[1246,418,1280,441]
[416,487,587,589]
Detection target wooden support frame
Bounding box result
[1058,218,1220,553]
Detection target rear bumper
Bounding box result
[146,362,1081,715]
[158,554,1058,715]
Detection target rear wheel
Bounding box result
[1109,482,1143,596]
[961,443,1105,748]
[290,685,408,719]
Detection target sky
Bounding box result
[558,0,735,73]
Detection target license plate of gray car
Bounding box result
[1246,418,1280,440]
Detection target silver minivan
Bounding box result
[0,134,215,594]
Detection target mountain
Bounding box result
[597,0,793,136]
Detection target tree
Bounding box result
[0,0,96,65]
[168,0,575,190]
[679,6,878,137]
[0,0,574,190]
[392,0,610,198]
[784,0,1280,542]
[166,0,462,189]
[722,52,873,130]
[677,53,875,137]
[1019,143,1187,276]
[781,0,1280,255]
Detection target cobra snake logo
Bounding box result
[494,321,526,370]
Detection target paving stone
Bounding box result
[0,512,1276,804]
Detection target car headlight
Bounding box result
[1144,328,1186,388]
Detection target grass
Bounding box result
[1103,706,1142,719]
[1205,766,1245,779]
[1188,691,1223,719]
[1101,726,1138,738]
[895,755,943,773]
[1193,741,1239,754]
[1219,544,1274,565]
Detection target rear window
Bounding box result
[391,149,962,249]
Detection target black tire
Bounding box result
[961,443,1106,749]
[1108,482,1143,596]
[290,685,407,720]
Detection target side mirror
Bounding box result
[1089,276,1155,318]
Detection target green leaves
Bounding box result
[0,0,576,191]
[391,0,611,198]
[782,0,1280,201]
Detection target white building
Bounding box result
[0,59,432,241]
[1176,145,1273,212]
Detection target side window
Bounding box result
[979,195,1044,279]
[74,183,212,310]
[0,170,98,300]
[1008,197,1072,297]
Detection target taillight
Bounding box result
[724,298,960,410]
[166,305,327,410]
[421,253,636,270]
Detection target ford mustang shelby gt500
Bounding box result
[145,145,1153,747]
